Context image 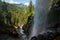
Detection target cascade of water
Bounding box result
[19,25,27,40]
[30,0,53,39]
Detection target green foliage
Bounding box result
[0,2,26,31]
[22,0,34,36]
[0,1,34,35]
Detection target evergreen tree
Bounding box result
[28,0,33,12]
[22,0,34,36]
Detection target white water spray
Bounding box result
[30,0,53,38]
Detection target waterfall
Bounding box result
[30,0,53,39]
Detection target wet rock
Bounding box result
[31,36,37,40]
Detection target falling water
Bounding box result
[17,25,27,40]
[30,0,53,39]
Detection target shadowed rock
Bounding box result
[31,36,37,40]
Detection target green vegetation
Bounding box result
[0,0,34,35]
[22,0,34,36]
[0,2,21,32]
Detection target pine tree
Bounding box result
[22,0,34,36]
[28,0,33,13]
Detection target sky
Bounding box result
[2,0,36,6]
